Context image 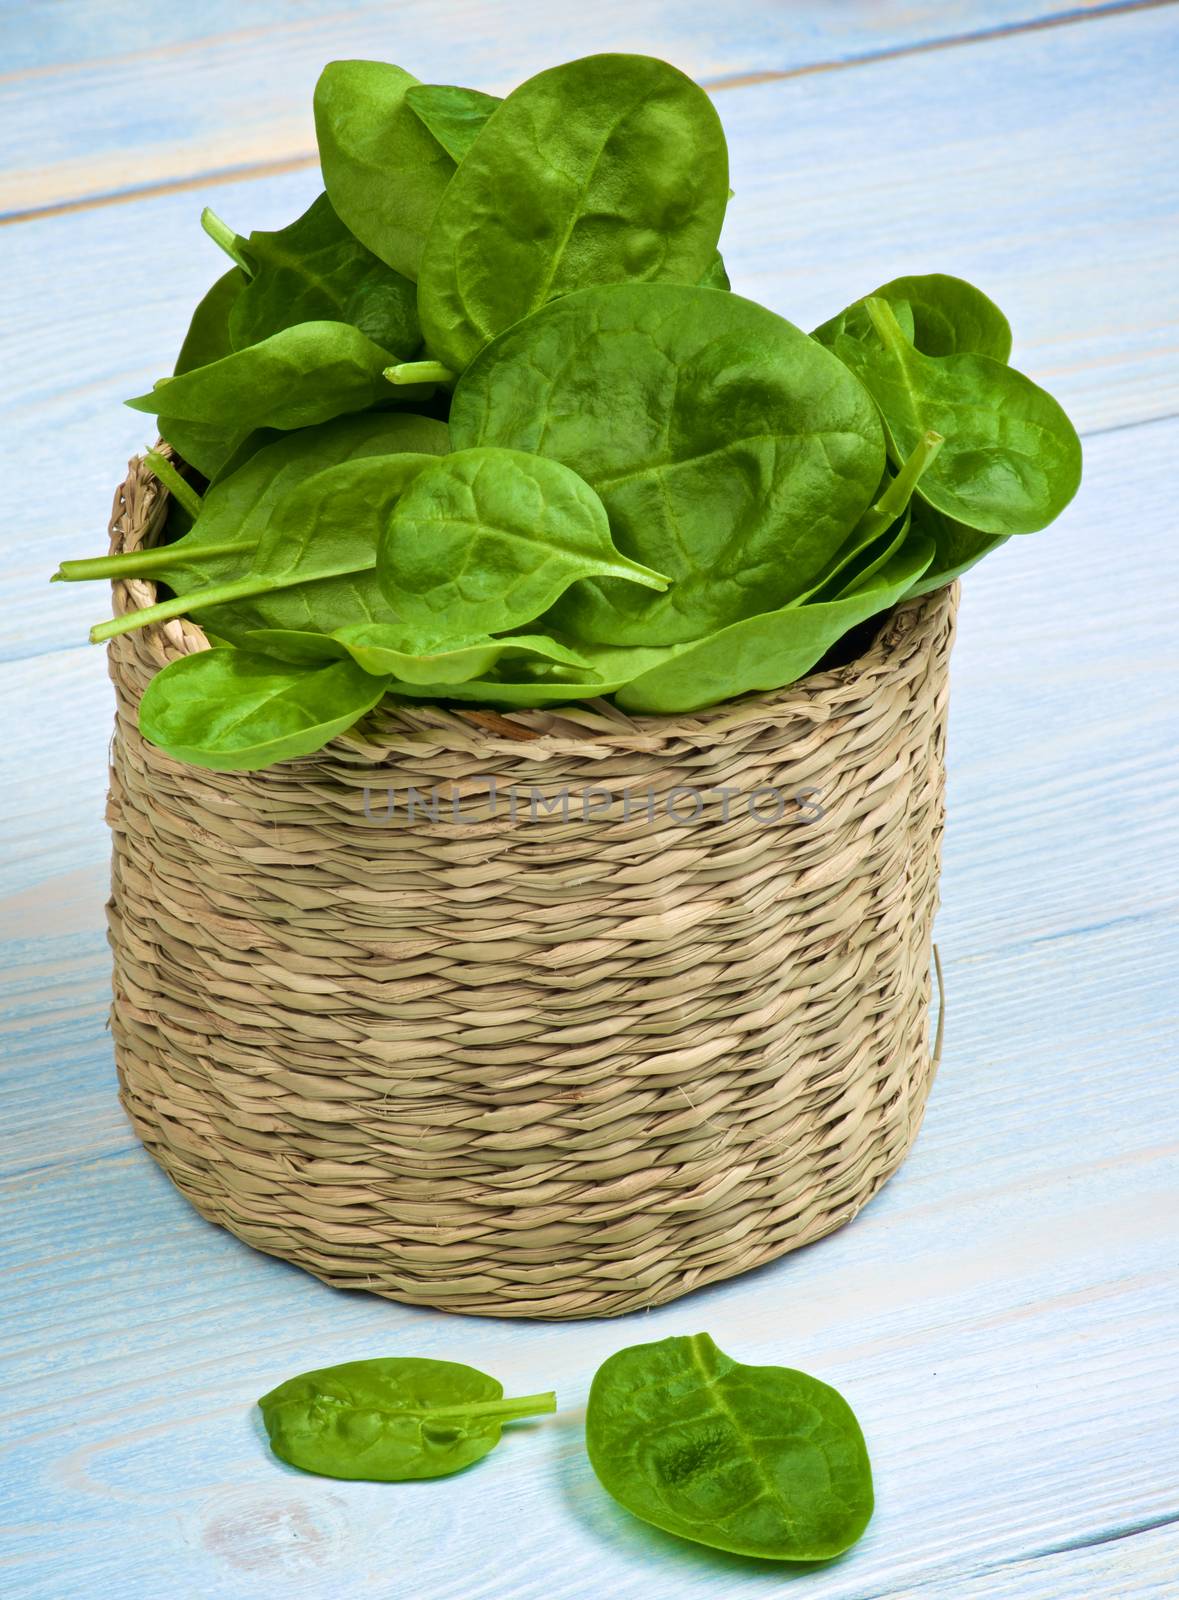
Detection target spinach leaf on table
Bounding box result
[822,296,1081,535]
[203,193,422,358]
[173,267,244,375]
[315,59,456,280]
[258,1356,556,1481]
[128,320,411,479]
[405,82,501,161]
[137,648,390,771]
[585,1333,873,1561]
[451,282,886,645]
[377,446,669,637]
[417,54,730,373]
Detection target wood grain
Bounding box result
[0,1,1156,215]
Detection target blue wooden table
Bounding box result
[2,4,1177,1595]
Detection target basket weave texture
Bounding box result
[104,452,956,1319]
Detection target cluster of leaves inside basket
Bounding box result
[55,53,1082,771]
[259,1333,875,1564]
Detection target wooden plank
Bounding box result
[0,2,1157,213]
[0,1060,1174,1598]
[888,1524,1179,1599]
[6,4,1179,669]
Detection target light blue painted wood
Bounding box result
[1,0,1147,76]
[891,1524,1179,1599]
[0,2,1154,209]
[2,4,1178,1596]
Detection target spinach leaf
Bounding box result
[614,536,933,713]
[903,501,1007,596]
[377,446,668,637]
[698,250,730,290]
[383,641,672,706]
[417,54,730,373]
[315,60,455,280]
[259,1356,556,1482]
[137,648,390,771]
[57,414,447,616]
[239,624,597,686]
[825,297,1082,535]
[203,193,422,358]
[585,1333,873,1561]
[815,272,1012,361]
[817,511,913,603]
[128,320,408,479]
[451,282,886,644]
[334,624,595,685]
[174,267,244,375]
[792,428,941,603]
[405,83,501,162]
[97,451,439,644]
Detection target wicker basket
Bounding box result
[103,452,955,1319]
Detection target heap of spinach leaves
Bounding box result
[57,53,1082,771]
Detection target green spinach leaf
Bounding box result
[377,446,668,637]
[99,451,438,644]
[128,320,409,479]
[792,429,941,603]
[239,624,597,686]
[903,501,1008,596]
[57,414,447,622]
[585,1333,873,1561]
[451,282,885,644]
[202,193,422,358]
[417,54,729,373]
[825,297,1081,534]
[334,624,595,685]
[405,82,501,161]
[383,641,672,706]
[315,60,455,280]
[698,250,730,290]
[614,536,933,713]
[174,267,244,375]
[137,648,390,771]
[259,1356,556,1482]
[815,272,1012,361]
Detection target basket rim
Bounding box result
[106,444,958,759]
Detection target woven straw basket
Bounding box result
[103,451,956,1320]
